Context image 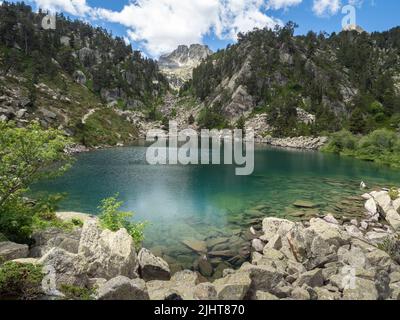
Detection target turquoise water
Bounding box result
[32,143,400,274]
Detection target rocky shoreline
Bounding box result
[1,187,399,300]
[65,134,328,156]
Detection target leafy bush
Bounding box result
[60,284,95,300]
[0,122,73,242]
[99,195,147,248]
[323,129,400,168]
[321,129,357,154]
[0,262,44,300]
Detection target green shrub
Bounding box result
[323,129,400,168]
[71,218,84,228]
[99,195,147,249]
[60,284,95,300]
[0,122,72,243]
[322,129,357,154]
[0,262,44,300]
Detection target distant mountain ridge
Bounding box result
[158,44,213,89]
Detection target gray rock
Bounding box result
[342,278,378,300]
[264,234,282,250]
[30,227,81,257]
[251,239,265,252]
[78,220,139,280]
[262,218,295,241]
[291,287,311,300]
[365,198,377,215]
[323,214,339,225]
[97,276,149,300]
[39,247,87,288]
[193,283,217,300]
[147,270,203,300]
[254,291,279,300]
[314,287,341,300]
[138,248,170,281]
[197,257,213,278]
[0,241,29,261]
[240,263,284,293]
[73,70,87,85]
[214,272,252,300]
[293,269,324,288]
[309,218,350,248]
[40,108,57,120]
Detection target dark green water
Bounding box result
[32,143,400,273]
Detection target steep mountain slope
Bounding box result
[158,44,212,89]
[188,23,400,137]
[0,2,168,146]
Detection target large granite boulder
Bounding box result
[30,227,81,258]
[78,220,139,280]
[39,247,88,288]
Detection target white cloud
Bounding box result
[266,0,303,10]
[312,0,341,16]
[29,0,304,57]
[94,0,290,57]
[31,0,91,16]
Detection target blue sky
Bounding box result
[16,0,400,57]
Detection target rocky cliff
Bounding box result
[158,44,212,89]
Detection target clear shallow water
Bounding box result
[32,143,400,275]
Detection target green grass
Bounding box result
[0,262,44,300]
[60,284,95,300]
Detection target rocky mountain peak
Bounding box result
[159,44,212,69]
[158,44,213,89]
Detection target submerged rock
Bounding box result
[293,201,318,209]
[182,239,207,253]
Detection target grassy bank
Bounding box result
[322,129,400,168]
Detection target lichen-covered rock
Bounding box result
[239,263,284,294]
[147,270,203,300]
[193,283,217,300]
[342,278,379,300]
[254,291,279,300]
[262,218,295,241]
[308,218,350,248]
[293,269,324,288]
[30,227,81,257]
[214,272,252,300]
[0,241,29,261]
[138,248,170,281]
[291,287,311,300]
[97,276,149,300]
[78,220,138,280]
[39,247,87,288]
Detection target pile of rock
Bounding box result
[363,189,400,232]
[262,136,328,150]
[1,189,399,300]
